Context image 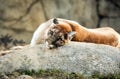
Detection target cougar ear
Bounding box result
[53,18,59,24]
[68,31,76,40]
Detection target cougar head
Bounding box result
[46,18,76,49]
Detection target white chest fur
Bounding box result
[30,19,55,47]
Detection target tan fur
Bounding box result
[46,18,120,48]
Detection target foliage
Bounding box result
[4,69,85,79]
[0,34,25,50]
[91,71,120,79]
[1,69,120,79]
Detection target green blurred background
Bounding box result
[0,0,120,44]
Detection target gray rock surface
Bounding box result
[100,18,120,33]
[0,42,120,76]
[99,0,120,17]
[0,0,45,43]
[98,0,120,33]
[16,75,33,79]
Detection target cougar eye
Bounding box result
[49,31,54,35]
[57,37,62,41]
[64,34,68,39]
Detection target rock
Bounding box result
[112,0,120,7]
[16,75,33,79]
[0,0,98,43]
[0,42,120,76]
[0,28,32,43]
[0,0,120,43]
[98,0,120,33]
[0,74,9,79]
[42,0,98,28]
[100,18,120,33]
[0,0,45,31]
[0,0,46,42]
[99,0,120,17]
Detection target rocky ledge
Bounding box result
[0,42,120,76]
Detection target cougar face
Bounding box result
[46,26,68,48]
[45,18,76,49]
